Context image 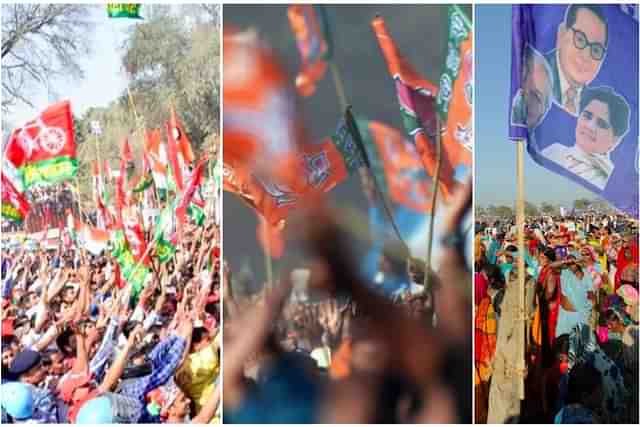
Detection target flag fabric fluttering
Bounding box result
[510,5,638,217]
[107,3,142,19]
[166,107,195,192]
[1,173,30,223]
[354,118,434,213]
[372,16,458,200]
[224,119,364,227]
[4,101,78,189]
[144,129,169,199]
[223,28,306,192]
[287,4,332,97]
[436,5,473,173]
[176,157,207,230]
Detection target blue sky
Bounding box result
[5,7,135,128]
[475,4,594,208]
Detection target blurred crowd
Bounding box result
[474,213,638,423]
[223,180,473,423]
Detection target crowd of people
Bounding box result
[474,212,639,423]
[223,179,473,423]
[4,184,77,234]
[1,212,221,423]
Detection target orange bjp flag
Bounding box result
[223,27,306,192]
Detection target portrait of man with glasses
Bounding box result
[541,85,630,190]
[544,4,608,115]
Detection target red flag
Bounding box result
[4,101,77,188]
[165,121,185,191]
[1,173,30,223]
[124,217,149,266]
[176,157,207,227]
[115,159,126,228]
[372,16,459,200]
[168,107,195,165]
[121,137,133,163]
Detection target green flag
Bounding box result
[111,230,151,297]
[107,4,143,19]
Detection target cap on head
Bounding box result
[76,395,114,424]
[8,349,41,377]
[1,382,34,420]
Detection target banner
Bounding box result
[287,5,332,97]
[5,101,77,188]
[510,5,639,217]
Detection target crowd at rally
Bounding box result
[223,180,473,424]
[1,213,221,423]
[2,184,76,234]
[474,213,638,424]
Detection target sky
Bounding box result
[475,4,594,208]
[223,5,472,283]
[4,6,136,129]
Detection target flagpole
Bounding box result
[516,139,526,401]
[423,114,442,295]
[329,62,348,112]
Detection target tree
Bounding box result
[540,202,556,216]
[574,198,591,210]
[120,4,220,156]
[490,205,513,218]
[1,4,95,113]
[524,201,540,217]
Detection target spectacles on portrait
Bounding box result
[580,109,611,131]
[570,27,606,61]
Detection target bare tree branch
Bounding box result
[1,4,95,114]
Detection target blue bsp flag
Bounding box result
[510,5,638,217]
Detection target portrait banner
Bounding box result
[510,5,638,217]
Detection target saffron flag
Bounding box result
[436,5,473,171]
[354,118,434,213]
[372,17,458,199]
[224,119,364,227]
[79,225,110,256]
[1,173,30,223]
[287,5,332,97]
[510,5,638,217]
[223,28,306,192]
[4,101,77,188]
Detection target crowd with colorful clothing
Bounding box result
[474,213,638,424]
[1,216,221,424]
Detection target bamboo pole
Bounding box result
[423,114,442,293]
[516,139,526,401]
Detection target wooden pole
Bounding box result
[423,114,442,294]
[516,139,526,401]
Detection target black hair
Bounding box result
[579,86,630,138]
[122,320,141,339]
[565,5,608,46]
[542,246,557,262]
[565,362,601,405]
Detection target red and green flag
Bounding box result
[111,229,151,298]
[4,101,78,188]
[107,4,142,19]
[1,173,30,223]
[287,5,332,97]
[166,107,194,192]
